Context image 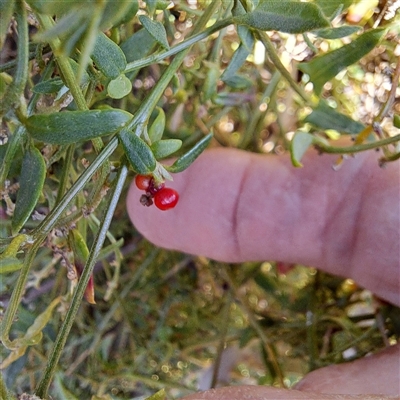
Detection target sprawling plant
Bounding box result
[0,0,399,398]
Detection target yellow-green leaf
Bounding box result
[107,74,132,99]
[290,131,314,167]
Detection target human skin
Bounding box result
[126,147,400,399]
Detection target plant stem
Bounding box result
[221,265,286,388]
[240,70,281,149]
[55,144,75,205]
[33,137,118,239]
[35,164,128,398]
[0,240,41,349]
[376,55,400,121]
[315,133,400,154]
[256,31,314,106]
[0,0,29,118]
[211,293,231,388]
[124,18,234,74]
[126,0,222,132]
[0,371,10,400]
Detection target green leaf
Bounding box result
[290,131,314,167]
[304,101,365,134]
[107,74,132,99]
[298,28,385,94]
[121,28,157,64]
[0,257,23,274]
[151,139,182,159]
[234,1,330,34]
[313,0,352,19]
[32,77,65,94]
[167,133,213,173]
[148,107,166,143]
[12,146,46,234]
[100,0,139,29]
[26,109,132,145]
[313,25,361,39]
[91,32,127,79]
[221,28,254,82]
[119,129,157,174]
[139,15,170,50]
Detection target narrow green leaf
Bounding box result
[119,129,157,174]
[148,107,166,143]
[313,25,361,39]
[237,25,254,52]
[0,257,23,274]
[26,109,132,145]
[12,146,46,234]
[32,78,65,94]
[234,1,330,34]
[304,101,365,134]
[290,131,314,167]
[23,297,61,345]
[139,15,170,50]
[221,28,254,82]
[68,230,89,263]
[298,28,385,94]
[167,133,213,173]
[107,74,132,99]
[151,139,182,159]
[91,32,127,79]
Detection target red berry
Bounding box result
[135,174,152,191]
[148,180,165,195]
[154,188,179,211]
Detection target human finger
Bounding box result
[127,148,400,306]
[179,343,400,399]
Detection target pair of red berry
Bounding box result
[135,174,179,211]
